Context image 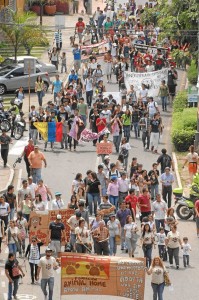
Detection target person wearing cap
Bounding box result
[51,192,64,210]
[160,167,174,208]
[75,201,89,227]
[28,147,47,184]
[20,139,34,177]
[93,220,109,255]
[37,247,58,300]
[0,130,12,168]
[67,212,83,251]
[49,215,65,257]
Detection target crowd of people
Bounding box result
[0,1,194,300]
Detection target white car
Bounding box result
[0,56,57,77]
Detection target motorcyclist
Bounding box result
[9,99,25,137]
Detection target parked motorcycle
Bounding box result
[0,110,11,132]
[173,187,196,220]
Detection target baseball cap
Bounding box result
[56,214,62,220]
[45,247,53,252]
[104,155,110,160]
[111,176,117,181]
[55,192,62,196]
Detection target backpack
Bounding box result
[162,154,171,168]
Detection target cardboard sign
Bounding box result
[96,143,113,155]
[29,209,75,245]
[60,254,145,299]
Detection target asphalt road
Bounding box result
[0,67,199,300]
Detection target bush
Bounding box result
[173,90,188,112]
[172,108,197,151]
[187,60,198,85]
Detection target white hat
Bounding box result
[56,214,62,220]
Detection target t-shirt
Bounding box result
[28,151,45,169]
[149,266,165,284]
[6,227,19,244]
[124,222,137,239]
[148,169,159,185]
[53,80,63,93]
[0,202,10,216]
[167,231,180,248]
[37,256,57,279]
[107,219,120,237]
[3,192,16,209]
[116,209,131,227]
[49,221,65,241]
[77,103,87,116]
[0,135,11,149]
[186,152,198,163]
[150,119,160,133]
[182,243,191,255]
[157,154,172,173]
[96,117,106,132]
[76,21,85,33]
[73,48,81,60]
[151,201,167,219]
[5,259,20,280]
[75,226,89,243]
[142,231,154,244]
[68,216,81,233]
[138,195,151,212]
[195,199,199,213]
[87,179,100,194]
[125,195,138,214]
[156,232,166,245]
[148,101,158,116]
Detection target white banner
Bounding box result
[124,68,169,97]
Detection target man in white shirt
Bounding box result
[84,74,93,108]
[51,192,64,210]
[152,194,167,232]
[118,172,130,204]
[28,176,37,200]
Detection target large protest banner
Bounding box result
[124,68,169,97]
[29,209,74,245]
[60,254,145,300]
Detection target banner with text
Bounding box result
[60,254,145,299]
[29,209,74,245]
[124,68,169,97]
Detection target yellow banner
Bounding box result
[33,122,48,141]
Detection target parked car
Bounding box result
[0,56,57,76]
[0,64,51,95]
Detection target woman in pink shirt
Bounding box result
[107,176,119,208]
[35,179,52,209]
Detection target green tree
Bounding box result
[0,10,49,61]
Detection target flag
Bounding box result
[34,122,63,142]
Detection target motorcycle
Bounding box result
[173,187,196,220]
[12,112,25,140]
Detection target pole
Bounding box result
[40,2,43,26]
[194,18,199,152]
[28,62,31,112]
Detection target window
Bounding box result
[10,68,24,77]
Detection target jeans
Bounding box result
[8,278,19,300]
[158,245,166,260]
[37,91,43,107]
[123,125,131,142]
[155,219,165,233]
[123,156,128,171]
[125,237,137,254]
[0,215,8,230]
[109,195,119,208]
[168,247,179,266]
[162,185,172,208]
[50,240,61,257]
[61,64,67,73]
[120,227,126,249]
[183,255,189,267]
[24,155,31,177]
[151,184,159,201]
[29,128,37,145]
[109,236,117,255]
[86,90,93,107]
[142,131,150,149]
[101,187,107,197]
[142,244,152,268]
[151,282,165,300]
[41,277,54,300]
[80,115,87,127]
[1,148,9,166]
[95,241,109,255]
[29,263,38,283]
[61,133,68,149]
[9,208,15,222]
[69,233,76,251]
[87,193,99,215]
[161,96,168,111]
[53,92,58,103]
[133,122,140,138]
[76,243,87,253]
[8,243,17,254]
[32,168,42,184]
[113,135,122,153]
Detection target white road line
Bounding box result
[9,137,29,156]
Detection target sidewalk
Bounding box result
[0,161,14,193]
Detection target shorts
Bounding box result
[188,162,197,174]
[105,62,112,75]
[74,60,81,70]
[196,216,199,229]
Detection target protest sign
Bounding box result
[81,41,109,59]
[124,68,168,97]
[29,209,74,245]
[96,143,113,155]
[60,254,145,300]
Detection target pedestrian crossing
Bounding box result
[9,137,29,156]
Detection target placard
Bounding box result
[96,142,113,155]
[60,254,146,300]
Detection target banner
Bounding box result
[96,142,113,155]
[124,68,169,97]
[79,128,109,143]
[81,41,109,60]
[60,254,146,299]
[34,122,63,142]
[29,209,74,245]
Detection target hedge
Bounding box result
[187,60,198,85]
[172,90,197,151]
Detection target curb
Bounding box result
[0,163,15,194]
[172,152,182,189]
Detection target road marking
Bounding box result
[17,168,23,190]
[4,293,38,300]
[9,137,29,156]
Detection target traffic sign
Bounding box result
[24,59,36,75]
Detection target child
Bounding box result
[148,214,155,233]
[156,227,166,260]
[60,52,67,73]
[182,237,191,267]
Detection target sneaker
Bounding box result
[176,265,179,269]
[13,296,19,300]
[31,282,35,284]
[44,148,46,152]
[169,264,173,268]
